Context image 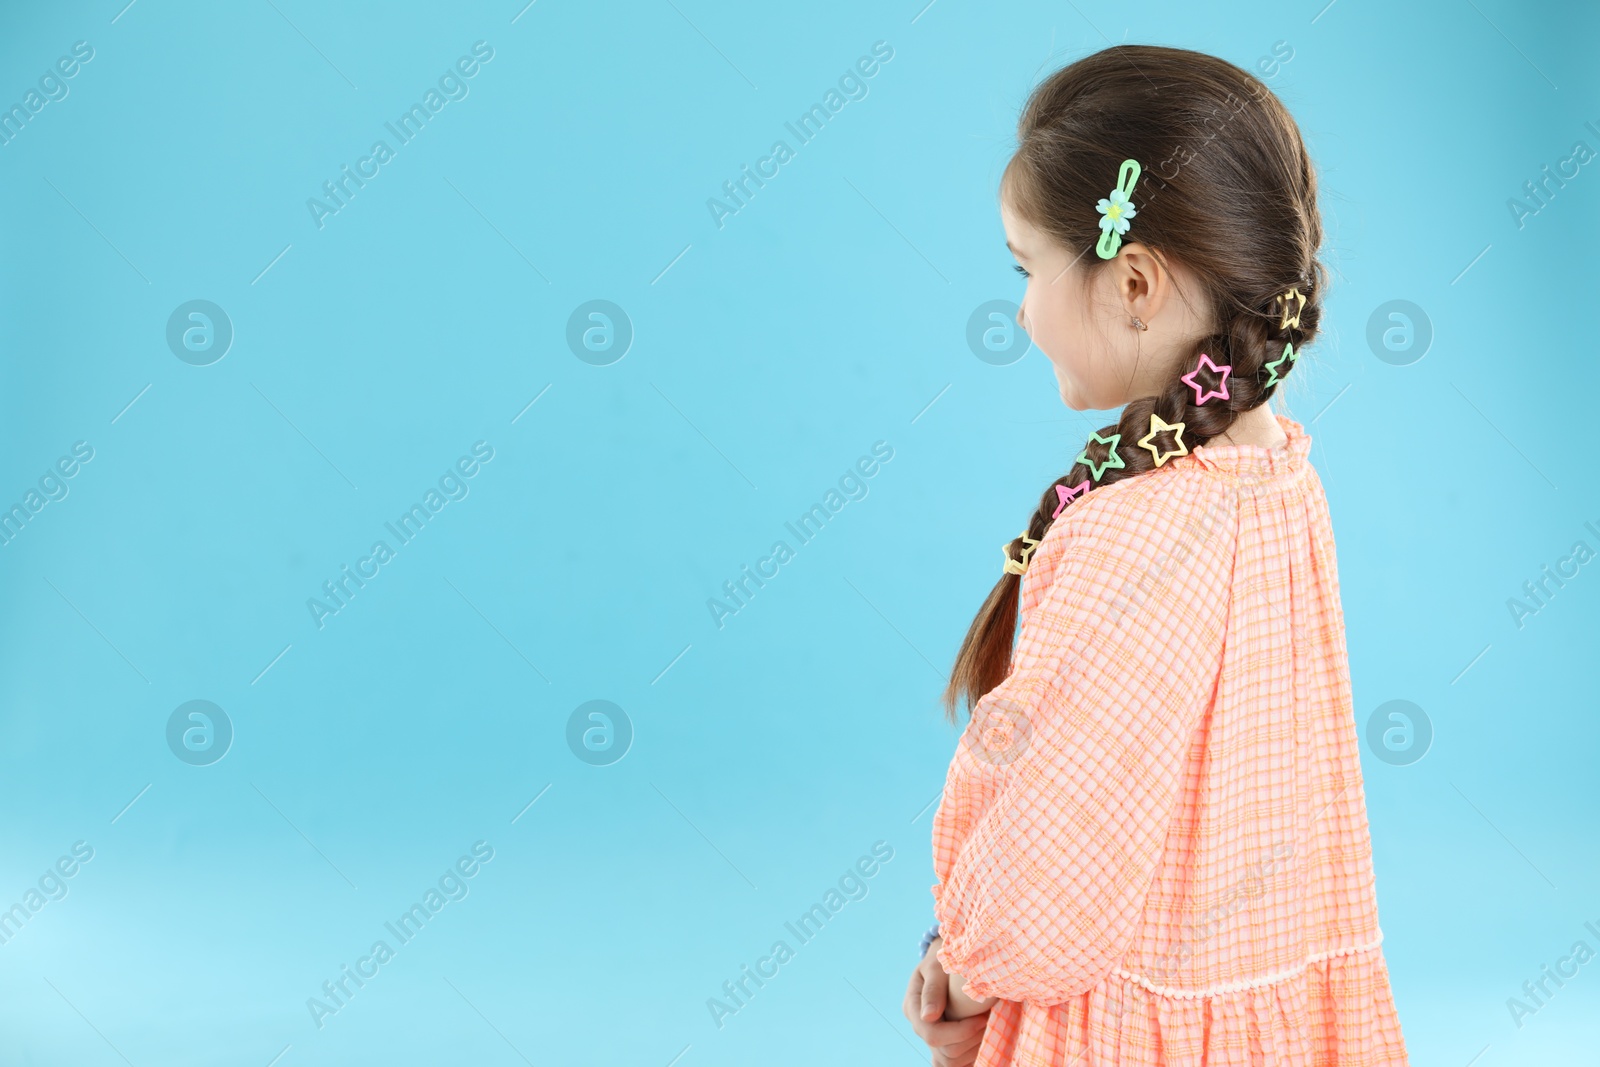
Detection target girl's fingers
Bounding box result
[920,1012,989,1046]
[919,964,949,1021]
[936,1017,990,1047]
[902,966,926,1026]
[940,1031,987,1067]
[941,1031,986,1057]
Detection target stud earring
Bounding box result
[1131,316,1148,331]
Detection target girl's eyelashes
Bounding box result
[1012,264,1030,277]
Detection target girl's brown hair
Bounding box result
[942,44,1326,721]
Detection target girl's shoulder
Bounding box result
[1021,464,1229,613]
[1025,414,1315,599]
[1040,413,1314,545]
[1035,459,1226,558]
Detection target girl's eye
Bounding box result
[1013,264,1029,277]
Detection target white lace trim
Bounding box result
[1111,929,1384,1000]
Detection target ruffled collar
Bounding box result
[1180,412,1311,481]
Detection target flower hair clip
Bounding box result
[1095,159,1143,259]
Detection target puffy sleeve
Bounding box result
[931,472,1235,1006]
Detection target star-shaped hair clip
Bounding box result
[1263,342,1299,388]
[1138,412,1188,467]
[1076,430,1125,482]
[1181,352,1232,405]
[1001,531,1042,576]
[1276,287,1307,331]
[1052,479,1090,518]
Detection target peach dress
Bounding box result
[932,415,1408,1065]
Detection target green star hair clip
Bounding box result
[1263,342,1299,388]
[1076,430,1126,481]
[1095,159,1143,259]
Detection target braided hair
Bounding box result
[943,45,1327,721]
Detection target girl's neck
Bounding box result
[1213,405,1288,450]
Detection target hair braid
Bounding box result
[945,45,1329,720]
[1000,282,1312,559]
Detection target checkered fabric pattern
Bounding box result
[932,415,1408,1065]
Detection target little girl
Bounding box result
[901,46,1409,1066]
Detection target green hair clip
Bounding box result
[1076,430,1126,481]
[1095,159,1142,259]
[1263,342,1299,387]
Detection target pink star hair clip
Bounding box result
[1052,480,1089,518]
[1181,352,1231,405]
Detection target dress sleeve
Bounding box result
[932,473,1234,1006]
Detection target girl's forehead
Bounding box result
[1001,205,1057,259]
[999,199,1034,240]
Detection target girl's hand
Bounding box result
[945,963,999,1021]
[902,937,993,1067]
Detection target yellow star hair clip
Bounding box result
[1276,287,1307,331]
[1001,531,1041,576]
[1137,412,1188,467]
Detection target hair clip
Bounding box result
[1276,287,1306,331]
[1076,430,1125,481]
[1138,412,1188,467]
[1095,159,1143,259]
[1052,480,1090,518]
[1001,531,1041,576]
[1263,342,1298,387]
[1181,352,1232,405]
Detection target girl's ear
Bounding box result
[1110,241,1174,322]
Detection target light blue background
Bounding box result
[0,0,1596,1063]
